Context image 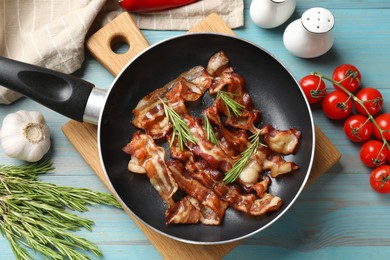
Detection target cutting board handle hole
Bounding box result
[110,35,130,55]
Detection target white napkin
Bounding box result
[0,0,243,104]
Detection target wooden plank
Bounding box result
[62,12,340,259]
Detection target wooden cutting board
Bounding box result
[62,12,341,260]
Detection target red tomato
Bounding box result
[370,165,390,193]
[322,90,353,120]
[360,140,388,167]
[332,64,362,93]
[343,115,373,142]
[299,75,327,104]
[354,88,383,116]
[373,113,390,141]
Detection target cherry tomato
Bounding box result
[354,88,383,116]
[370,165,390,194]
[332,64,362,93]
[373,113,390,141]
[343,115,373,142]
[322,90,353,120]
[299,75,327,104]
[360,140,388,168]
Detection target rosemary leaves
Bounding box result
[203,113,219,145]
[160,98,197,150]
[0,160,121,260]
[216,91,245,118]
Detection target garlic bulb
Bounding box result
[0,110,51,162]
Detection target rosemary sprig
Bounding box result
[160,98,197,150]
[0,160,54,181]
[203,113,219,145]
[0,160,121,260]
[217,91,245,118]
[223,132,263,183]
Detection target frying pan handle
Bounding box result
[0,57,103,123]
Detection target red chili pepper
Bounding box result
[119,0,198,12]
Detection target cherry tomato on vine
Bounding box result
[370,165,390,194]
[322,90,352,120]
[360,140,388,168]
[343,115,373,142]
[299,75,327,104]
[354,87,383,116]
[373,113,390,141]
[332,64,362,93]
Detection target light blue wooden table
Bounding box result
[1,1,390,259]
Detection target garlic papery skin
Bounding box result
[0,110,51,162]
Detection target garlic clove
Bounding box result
[0,110,51,162]
[24,140,51,162]
[1,132,26,157]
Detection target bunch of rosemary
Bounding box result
[0,160,121,260]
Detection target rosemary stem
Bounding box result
[0,160,121,260]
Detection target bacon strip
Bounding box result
[167,160,228,225]
[207,51,230,76]
[166,196,224,225]
[260,125,301,155]
[166,196,200,224]
[263,155,299,178]
[122,132,178,206]
[132,66,212,139]
[166,87,234,173]
[186,159,283,216]
[253,146,299,179]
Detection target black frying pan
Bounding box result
[0,33,315,244]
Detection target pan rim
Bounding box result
[97,32,316,245]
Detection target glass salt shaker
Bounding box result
[250,0,296,29]
[283,7,335,58]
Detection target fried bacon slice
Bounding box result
[166,89,234,173]
[166,196,225,225]
[166,196,200,224]
[254,146,299,179]
[167,160,228,225]
[186,159,283,216]
[122,131,178,206]
[204,99,252,152]
[206,52,261,137]
[252,176,271,198]
[263,154,299,178]
[215,128,249,157]
[207,51,230,76]
[132,66,213,139]
[260,125,301,155]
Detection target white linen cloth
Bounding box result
[0,0,244,104]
